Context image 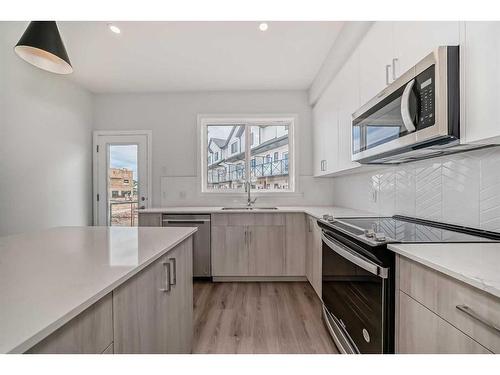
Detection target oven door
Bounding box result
[321,232,389,354]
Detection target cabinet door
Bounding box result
[463,22,500,143]
[284,213,306,276]
[393,21,459,78]
[166,238,193,353]
[336,49,361,172]
[398,292,490,354]
[27,293,113,354]
[311,219,323,299]
[113,255,169,353]
[248,225,285,276]
[211,225,249,276]
[312,75,339,176]
[305,217,314,284]
[359,22,396,104]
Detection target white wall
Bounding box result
[93,91,335,207]
[0,22,93,236]
[331,147,500,232]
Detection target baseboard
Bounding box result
[212,276,307,282]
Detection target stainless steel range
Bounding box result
[319,215,500,354]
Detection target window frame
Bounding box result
[230,141,238,154]
[199,115,296,194]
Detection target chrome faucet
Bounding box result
[245,181,257,207]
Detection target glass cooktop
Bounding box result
[330,216,500,243]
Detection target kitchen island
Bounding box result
[0,226,196,354]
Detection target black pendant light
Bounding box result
[14,21,73,75]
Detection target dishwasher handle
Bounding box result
[163,220,209,224]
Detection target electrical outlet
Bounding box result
[179,191,187,199]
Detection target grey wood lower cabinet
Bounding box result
[113,237,193,354]
[26,238,193,354]
[27,293,113,354]
[305,215,322,299]
[397,255,498,354]
[398,292,490,354]
[211,213,305,277]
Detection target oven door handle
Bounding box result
[401,79,416,133]
[322,233,389,279]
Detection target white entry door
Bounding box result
[93,131,152,226]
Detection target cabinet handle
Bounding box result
[385,64,391,86]
[160,261,172,293]
[169,257,177,286]
[456,305,500,335]
[392,58,398,81]
[320,160,327,172]
[244,229,248,246]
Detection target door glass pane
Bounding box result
[250,124,289,191]
[108,145,138,226]
[206,125,245,191]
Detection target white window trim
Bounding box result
[198,114,298,195]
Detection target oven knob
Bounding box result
[374,232,386,242]
[362,329,371,343]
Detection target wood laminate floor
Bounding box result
[192,281,338,354]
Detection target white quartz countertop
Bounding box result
[388,242,500,299]
[140,205,375,220]
[0,226,197,353]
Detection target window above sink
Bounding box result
[199,115,296,194]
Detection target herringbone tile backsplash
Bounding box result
[332,146,500,232]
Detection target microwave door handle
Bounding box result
[401,79,416,133]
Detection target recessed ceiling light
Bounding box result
[108,24,121,34]
[259,22,268,32]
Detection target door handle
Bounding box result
[392,58,398,81]
[169,257,177,285]
[385,64,391,86]
[401,79,416,133]
[160,261,172,293]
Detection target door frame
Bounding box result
[92,130,153,226]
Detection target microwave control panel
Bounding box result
[415,66,435,129]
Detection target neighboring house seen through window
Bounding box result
[203,118,293,192]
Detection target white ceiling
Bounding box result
[54,21,343,93]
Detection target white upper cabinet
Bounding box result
[312,21,500,178]
[393,22,460,78]
[358,22,395,104]
[312,81,339,176]
[336,49,361,172]
[462,22,500,144]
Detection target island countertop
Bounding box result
[0,226,196,354]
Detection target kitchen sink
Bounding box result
[221,207,278,210]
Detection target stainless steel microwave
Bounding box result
[351,46,484,164]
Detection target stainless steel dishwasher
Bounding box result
[162,214,211,278]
